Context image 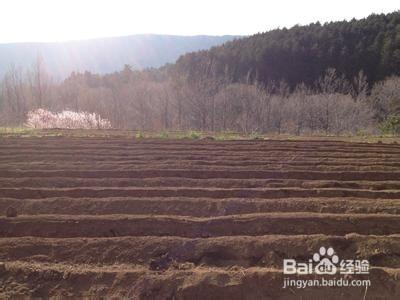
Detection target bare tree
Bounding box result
[28,55,51,108]
[1,65,28,125]
[352,70,369,101]
[369,76,400,121]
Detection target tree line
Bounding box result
[1,57,399,135]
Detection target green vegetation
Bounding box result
[187,131,201,139]
[249,132,263,140]
[380,115,400,135]
[135,131,145,139]
[0,127,41,137]
[215,132,242,141]
[2,128,399,145]
[0,127,35,134]
[156,131,169,139]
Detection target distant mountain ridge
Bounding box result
[0,34,238,79]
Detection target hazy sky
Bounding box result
[0,0,398,43]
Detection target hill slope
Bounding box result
[175,12,400,87]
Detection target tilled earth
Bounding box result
[0,137,400,299]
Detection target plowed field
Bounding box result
[1,137,400,299]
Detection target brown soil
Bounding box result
[1,137,400,299]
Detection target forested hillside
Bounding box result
[175,12,400,88]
